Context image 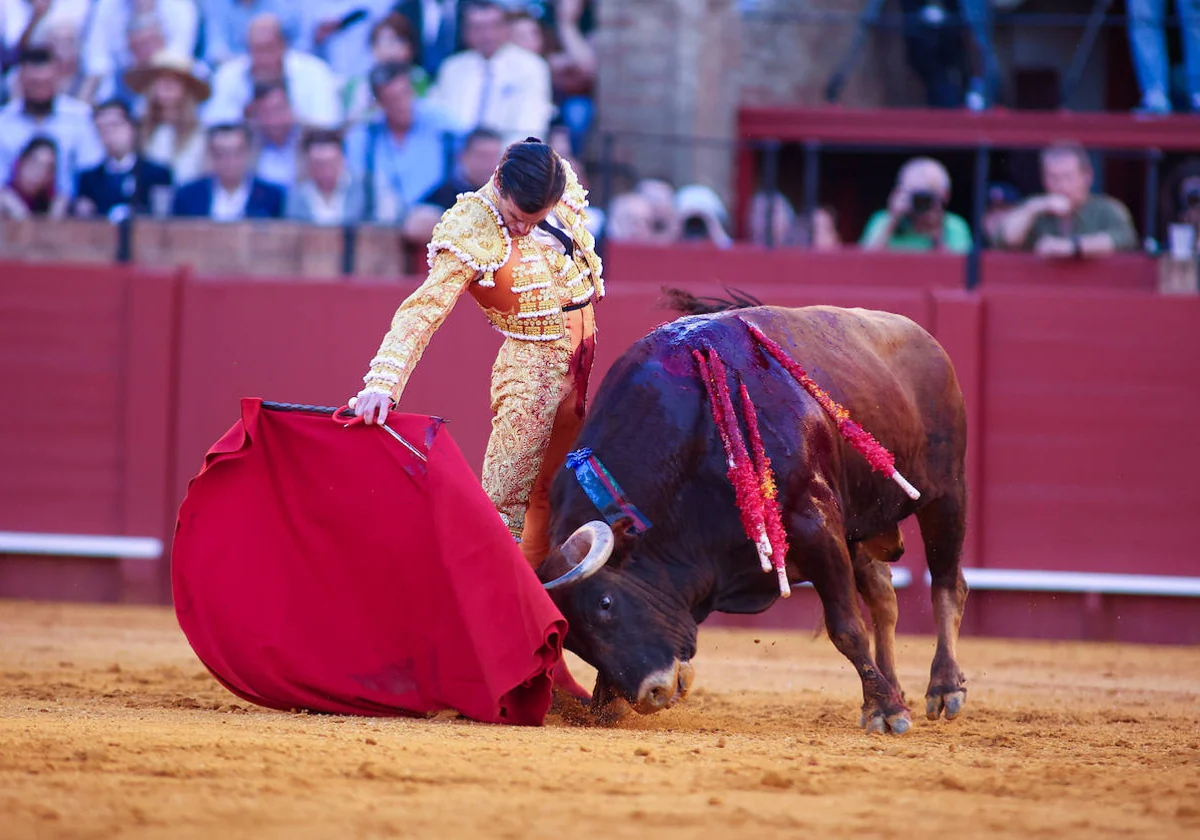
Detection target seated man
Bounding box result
[860,157,973,253]
[245,79,301,189]
[74,98,171,219]
[1000,142,1138,258]
[172,122,284,220]
[285,128,366,225]
[401,127,503,243]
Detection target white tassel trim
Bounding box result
[425,195,512,270]
[493,325,564,341]
[359,385,393,398]
[368,355,406,372]
[517,307,560,319]
[520,254,541,263]
[510,279,551,293]
[569,288,595,304]
[362,371,400,387]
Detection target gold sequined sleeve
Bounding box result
[359,251,479,402]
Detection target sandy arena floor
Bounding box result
[1,600,1198,840]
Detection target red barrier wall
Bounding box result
[2,248,1199,644]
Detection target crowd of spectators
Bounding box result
[0,0,595,235]
[0,0,1196,264]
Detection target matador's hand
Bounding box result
[350,391,392,425]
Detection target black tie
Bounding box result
[538,220,574,258]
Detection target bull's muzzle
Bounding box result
[541,521,615,590]
[634,660,695,714]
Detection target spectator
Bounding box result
[427,0,553,146]
[746,190,800,248]
[1159,158,1200,244]
[1127,0,1200,114]
[341,12,429,124]
[898,0,999,109]
[0,135,67,217]
[859,157,972,253]
[635,177,680,244]
[73,97,170,218]
[401,125,502,242]
[285,128,365,224]
[0,46,101,197]
[344,60,449,223]
[506,8,542,54]
[604,191,655,243]
[805,206,842,251]
[295,1,395,82]
[245,79,301,188]
[204,13,340,128]
[544,0,595,154]
[1000,142,1138,258]
[675,183,733,248]
[129,49,211,184]
[199,0,301,67]
[98,12,165,113]
[172,122,284,219]
[982,181,1021,247]
[1,1,90,78]
[81,0,198,105]
[392,0,465,78]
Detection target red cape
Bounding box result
[172,398,567,725]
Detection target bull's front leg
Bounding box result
[796,520,911,735]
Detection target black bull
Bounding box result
[536,300,969,734]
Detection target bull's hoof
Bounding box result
[861,708,912,735]
[925,688,968,721]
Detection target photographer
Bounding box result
[674,183,733,248]
[859,157,972,253]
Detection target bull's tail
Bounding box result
[659,286,764,316]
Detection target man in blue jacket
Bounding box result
[75,99,172,220]
[172,122,285,220]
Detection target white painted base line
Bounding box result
[925,568,1200,598]
[0,532,163,560]
[791,567,914,590]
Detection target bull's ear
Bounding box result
[610,516,641,559]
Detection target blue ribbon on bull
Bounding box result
[565,447,653,535]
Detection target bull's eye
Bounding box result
[599,595,613,612]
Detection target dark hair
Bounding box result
[18,135,58,162]
[206,121,251,144]
[93,98,135,125]
[370,12,415,49]
[1041,140,1092,174]
[18,46,54,66]
[465,1,505,16]
[463,127,503,150]
[251,78,288,103]
[496,137,565,214]
[302,128,344,154]
[368,60,412,94]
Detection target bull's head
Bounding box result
[539,518,697,717]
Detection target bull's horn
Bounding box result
[542,521,615,590]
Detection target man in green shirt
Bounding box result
[1000,141,1138,258]
[859,157,974,253]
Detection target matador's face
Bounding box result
[492,176,554,238]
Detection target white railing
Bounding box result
[0,532,163,560]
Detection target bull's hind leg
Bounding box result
[852,527,905,703]
[798,518,911,735]
[916,491,969,721]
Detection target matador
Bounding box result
[355,151,603,568]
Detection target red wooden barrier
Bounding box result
[3,248,1199,644]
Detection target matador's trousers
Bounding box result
[481,305,596,568]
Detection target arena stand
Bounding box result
[1,211,1198,644]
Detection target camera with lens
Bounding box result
[681,215,709,241]
[909,190,939,214]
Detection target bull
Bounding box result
[537,294,969,734]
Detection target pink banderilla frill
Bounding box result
[740,319,921,502]
[693,347,791,597]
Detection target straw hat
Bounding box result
[124,50,212,102]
